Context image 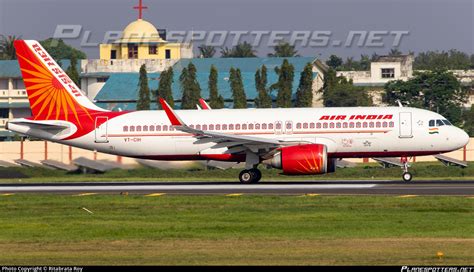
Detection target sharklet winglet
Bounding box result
[159,98,185,126]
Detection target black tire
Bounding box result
[402,172,412,182]
[239,170,253,184]
[249,169,262,183]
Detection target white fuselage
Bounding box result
[8,106,469,161]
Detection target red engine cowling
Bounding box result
[270,144,328,175]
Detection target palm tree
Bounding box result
[0,35,20,60]
[198,45,216,58]
[388,48,403,56]
[268,41,299,57]
[220,42,257,58]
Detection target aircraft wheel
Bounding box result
[402,172,412,182]
[249,168,262,183]
[239,170,253,184]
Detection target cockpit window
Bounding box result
[442,120,452,126]
[429,119,452,127]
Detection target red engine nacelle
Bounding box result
[270,144,329,175]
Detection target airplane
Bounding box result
[6,40,470,183]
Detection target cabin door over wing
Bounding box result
[399,112,413,138]
[95,116,109,143]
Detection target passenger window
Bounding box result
[156,125,161,131]
[163,125,168,131]
[343,122,348,128]
[262,123,267,130]
[123,126,128,132]
[310,123,315,129]
[316,123,321,129]
[323,123,328,129]
[336,123,341,128]
[329,123,334,129]
[136,126,142,132]
[235,124,240,130]
[143,125,148,132]
[209,124,214,130]
[296,123,302,129]
[229,124,234,130]
[268,123,274,130]
[130,126,135,132]
[255,123,260,130]
[216,124,221,130]
[222,124,227,130]
[202,124,208,130]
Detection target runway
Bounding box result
[0,180,473,195]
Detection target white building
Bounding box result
[337,55,474,107]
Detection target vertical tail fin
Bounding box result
[14,40,106,124]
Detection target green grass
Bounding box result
[0,162,473,183]
[0,194,472,265]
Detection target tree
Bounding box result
[136,64,150,110]
[388,48,402,56]
[254,65,272,108]
[295,63,314,107]
[198,45,216,58]
[208,65,224,108]
[229,67,247,108]
[272,59,294,108]
[384,70,467,125]
[220,42,257,58]
[65,54,80,87]
[157,67,174,109]
[462,105,474,136]
[268,41,299,57]
[39,38,87,60]
[414,49,471,70]
[322,68,372,107]
[326,55,343,70]
[180,62,201,109]
[0,35,19,60]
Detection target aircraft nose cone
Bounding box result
[455,128,469,148]
[460,129,470,147]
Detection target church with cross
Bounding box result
[98,0,192,60]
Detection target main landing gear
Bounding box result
[401,156,412,182]
[239,168,262,184]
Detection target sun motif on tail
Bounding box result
[16,52,93,128]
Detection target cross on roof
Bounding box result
[133,0,148,20]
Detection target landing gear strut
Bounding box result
[401,156,412,182]
[239,168,262,184]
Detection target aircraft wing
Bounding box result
[159,99,303,156]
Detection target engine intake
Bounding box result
[270,144,328,175]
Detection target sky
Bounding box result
[0,0,472,59]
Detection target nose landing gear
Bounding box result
[401,156,412,182]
